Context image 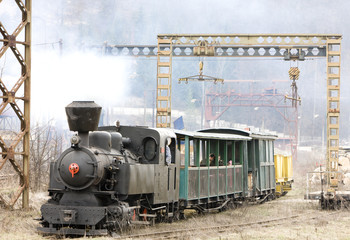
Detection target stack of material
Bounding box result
[343,173,350,185]
[339,156,350,186]
[308,155,350,192]
[339,156,350,172]
[310,166,324,185]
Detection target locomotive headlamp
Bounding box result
[71,135,81,145]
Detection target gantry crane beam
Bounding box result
[104,45,326,58]
[103,33,342,195]
[0,0,31,209]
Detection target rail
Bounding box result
[123,211,338,239]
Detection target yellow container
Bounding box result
[282,155,293,181]
[274,154,293,196]
[274,154,284,182]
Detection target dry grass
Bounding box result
[122,169,350,240]
[1,159,350,239]
[0,192,52,240]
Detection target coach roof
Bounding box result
[198,128,277,140]
[174,130,251,141]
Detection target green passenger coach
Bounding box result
[176,128,277,210]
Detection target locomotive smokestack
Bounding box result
[65,101,102,147]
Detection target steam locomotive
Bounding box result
[38,101,277,236]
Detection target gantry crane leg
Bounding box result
[320,38,341,209]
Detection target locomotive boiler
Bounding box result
[38,101,179,235]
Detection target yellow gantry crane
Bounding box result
[118,34,343,208]
[105,35,341,207]
[153,35,341,207]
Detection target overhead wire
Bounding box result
[33,41,61,46]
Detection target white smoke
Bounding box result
[31,51,131,125]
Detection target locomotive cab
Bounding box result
[100,125,181,205]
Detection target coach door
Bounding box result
[166,138,178,202]
[247,140,257,197]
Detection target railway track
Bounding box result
[121,211,338,239]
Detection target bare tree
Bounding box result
[30,121,63,192]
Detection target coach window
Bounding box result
[178,137,194,167]
[194,139,202,167]
[266,140,270,162]
[235,141,242,165]
[261,140,266,162]
[189,139,195,166]
[199,140,207,166]
[179,138,185,166]
[264,140,268,163]
[247,140,254,169]
[254,139,260,165]
[269,140,274,162]
[209,139,219,166]
[219,140,226,166]
[177,137,185,166]
[227,141,232,165]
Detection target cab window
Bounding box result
[144,137,157,161]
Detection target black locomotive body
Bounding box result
[39,101,180,235]
[38,101,277,236]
